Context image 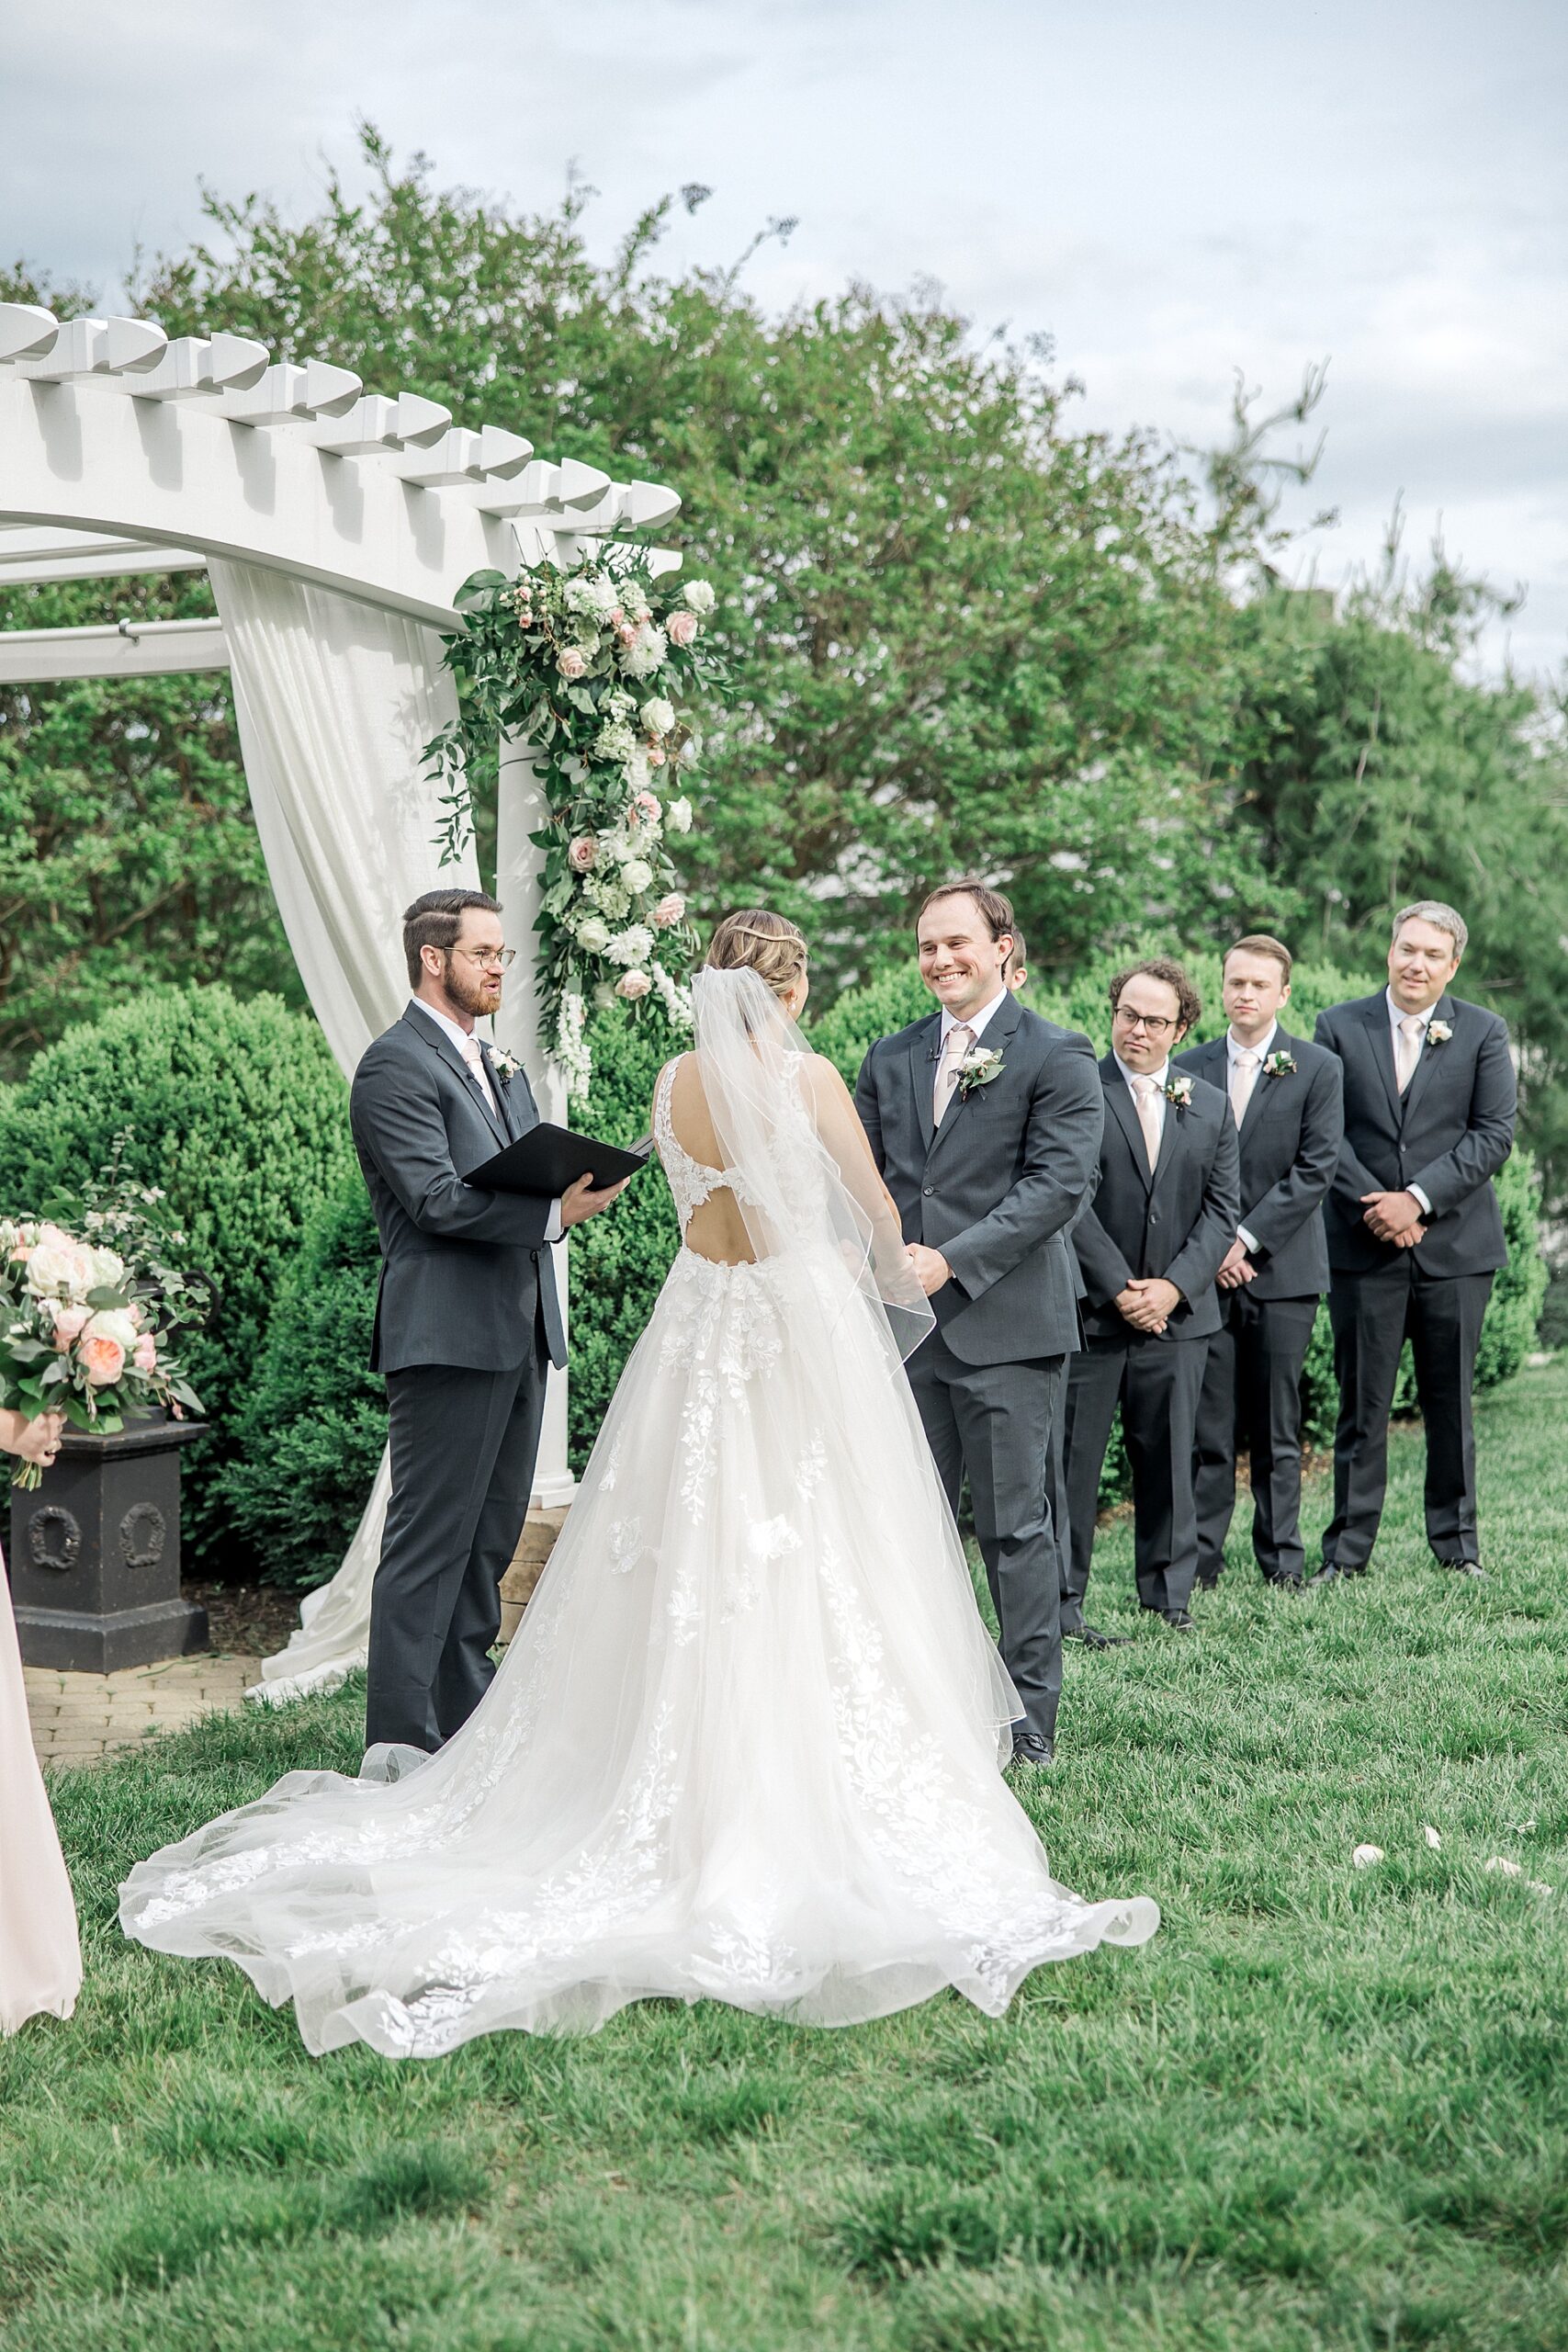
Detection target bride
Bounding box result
[121,911,1156,2055]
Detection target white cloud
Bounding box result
[6,0,1565,675]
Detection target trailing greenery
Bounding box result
[0,986,355,1575]
[214,1184,388,1594]
[7,1366,1568,2350]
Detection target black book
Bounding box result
[464,1122,654,1197]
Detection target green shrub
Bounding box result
[0,984,355,1574]
[215,1182,388,1593]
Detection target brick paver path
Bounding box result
[26,1654,258,1770]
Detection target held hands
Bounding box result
[1215,1238,1258,1293]
[1360,1190,1425,1245]
[906,1242,952,1297]
[1115,1276,1181,1335]
[558,1172,631,1231]
[0,1407,65,1470]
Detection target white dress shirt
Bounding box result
[939,985,1010,1054]
[410,999,563,1242]
[1113,1053,1169,1148]
[1226,1021,1277,1255]
[1383,989,1434,1216]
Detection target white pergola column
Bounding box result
[495,730,576,1508]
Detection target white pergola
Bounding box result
[0,300,683,1512]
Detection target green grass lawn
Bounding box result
[6,1364,1568,2352]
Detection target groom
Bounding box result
[856,879,1103,1769]
[351,888,625,1753]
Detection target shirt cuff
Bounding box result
[1408,1184,1432,1217]
[1237,1224,1260,1254]
[545,1200,564,1245]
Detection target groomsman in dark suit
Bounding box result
[1062,960,1240,1639]
[1176,936,1344,1589]
[1312,900,1516,1583]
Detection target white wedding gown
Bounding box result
[121,976,1156,2056]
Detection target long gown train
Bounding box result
[1,1550,82,2036]
[121,1017,1156,2057]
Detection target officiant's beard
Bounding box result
[443,961,502,1022]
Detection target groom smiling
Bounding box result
[855,880,1103,1769]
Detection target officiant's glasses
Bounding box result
[450,946,517,970]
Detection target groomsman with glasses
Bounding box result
[1175,936,1343,1590]
[1311,901,1516,1584]
[1061,959,1240,1641]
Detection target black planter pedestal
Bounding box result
[8,1419,209,1672]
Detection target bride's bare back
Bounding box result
[662,1053,758,1265]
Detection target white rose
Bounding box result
[84,1306,139,1352]
[574,915,613,956]
[26,1241,95,1303]
[682,580,716,615]
[88,1246,126,1291]
[615,969,652,1001]
[666,796,694,834]
[621,859,654,897]
[640,697,676,738]
[606,924,656,967]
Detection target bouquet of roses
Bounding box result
[0,1137,211,1487]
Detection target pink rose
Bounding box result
[557,648,587,680]
[651,894,686,929]
[568,834,599,873]
[632,791,662,826]
[133,1334,158,1373]
[11,1243,30,1262]
[615,618,637,647]
[79,1333,125,1387]
[615,970,652,1001]
[666,609,699,647]
[646,746,667,768]
[52,1304,91,1349]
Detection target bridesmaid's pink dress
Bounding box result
[1,1548,81,2034]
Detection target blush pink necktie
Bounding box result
[1130,1074,1162,1172]
[934,1023,974,1126]
[1230,1047,1259,1129]
[460,1034,499,1116]
[1395,1015,1424,1095]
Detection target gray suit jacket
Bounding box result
[1314,991,1515,1279]
[855,995,1103,1366]
[1174,1027,1341,1299]
[350,1005,567,1376]
[1073,1056,1241,1343]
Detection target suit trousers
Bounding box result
[366,1333,549,1753]
[1062,1336,1208,1619]
[1194,1291,1321,1584]
[907,1329,1065,1745]
[1323,1260,1494,1570]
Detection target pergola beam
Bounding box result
[0,616,228,683]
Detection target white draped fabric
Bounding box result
[206,560,477,1705]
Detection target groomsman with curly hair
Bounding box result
[1062,958,1240,1640]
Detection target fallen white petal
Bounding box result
[1484,1857,1523,1877]
[1423,1825,1442,1850]
[1528,1881,1554,1897]
[1352,1845,1384,1868]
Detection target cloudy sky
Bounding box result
[8,0,1566,678]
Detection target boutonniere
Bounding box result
[489,1046,521,1083]
[1165,1072,1194,1109]
[956,1046,1005,1101]
[1427,1021,1451,1047]
[1263,1049,1297,1079]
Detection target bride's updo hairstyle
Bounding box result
[705,909,807,1003]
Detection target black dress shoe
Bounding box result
[1261,1571,1303,1590]
[1435,1556,1487,1579]
[1064,1623,1131,1649]
[1008,1732,1055,1772]
[1193,1566,1222,1592]
[1162,1609,1194,1632]
[1306,1561,1366,1589]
